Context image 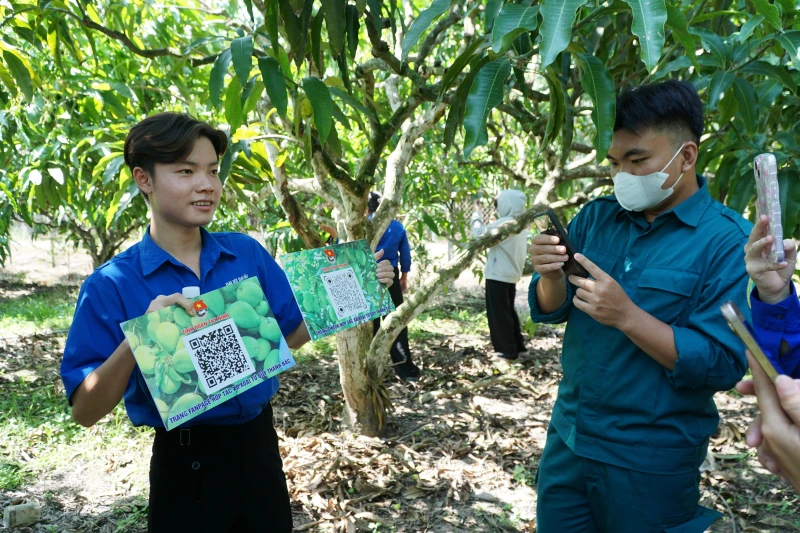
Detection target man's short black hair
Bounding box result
[124,113,227,176]
[368,191,381,214]
[615,80,704,145]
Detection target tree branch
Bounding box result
[563,165,611,180]
[264,128,324,248]
[415,12,461,69]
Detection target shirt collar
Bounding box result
[614,174,711,227]
[140,226,237,277]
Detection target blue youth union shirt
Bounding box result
[60,228,303,428]
[528,177,751,474]
[375,219,411,273]
[750,284,800,378]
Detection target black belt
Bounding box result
[153,403,272,447]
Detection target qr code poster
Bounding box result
[281,239,395,340]
[120,277,296,430]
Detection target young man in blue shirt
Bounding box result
[528,81,751,532]
[59,113,395,532]
[368,192,420,381]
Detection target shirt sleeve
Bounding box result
[666,234,750,391]
[470,212,486,237]
[399,228,411,273]
[750,284,800,378]
[255,244,304,337]
[60,272,128,405]
[527,209,586,325]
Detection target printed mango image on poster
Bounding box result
[120,277,295,430]
[280,240,395,340]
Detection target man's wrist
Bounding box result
[615,302,643,333]
[759,283,793,305]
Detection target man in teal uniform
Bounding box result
[529,80,751,532]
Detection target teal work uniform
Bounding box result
[529,177,751,532]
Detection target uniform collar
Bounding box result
[140,226,237,277]
[614,175,711,227]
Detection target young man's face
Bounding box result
[139,136,222,228]
[606,128,688,190]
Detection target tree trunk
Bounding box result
[335,321,387,437]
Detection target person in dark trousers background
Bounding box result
[471,190,529,360]
[368,192,420,381]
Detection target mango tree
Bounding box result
[1,0,799,436]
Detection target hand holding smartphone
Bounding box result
[533,209,589,279]
[754,154,785,264]
[721,301,779,382]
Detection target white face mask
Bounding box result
[612,143,686,212]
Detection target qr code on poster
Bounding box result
[183,318,255,395]
[321,267,370,320]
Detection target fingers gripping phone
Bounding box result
[533,209,590,278]
[720,301,779,382]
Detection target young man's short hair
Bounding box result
[368,191,381,214]
[615,80,704,146]
[124,113,228,201]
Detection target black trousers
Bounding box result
[373,266,413,366]
[148,404,292,532]
[485,279,526,356]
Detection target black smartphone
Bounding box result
[720,301,779,382]
[533,209,589,278]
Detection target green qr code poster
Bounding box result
[281,240,395,340]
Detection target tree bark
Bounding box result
[335,321,390,436]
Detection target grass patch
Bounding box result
[0,285,78,337]
[0,462,33,490]
[293,335,337,365]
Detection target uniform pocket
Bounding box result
[635,267,700,324]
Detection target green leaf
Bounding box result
[739,60,797,94]
[692,27,728,66]
[231,35,253,86]
[243,0,254,20]
[303,77,333,143]
[1,50,32,102]
[209,49,232,108]
[749,0,782,32]
[329,86,372,118]
[311,10,325,73]
[0,63,18,98]
[718,89,738,124]
[422,213,439,235]
[401,0,451,61]
[278,0,303,65]
[727,166,755,213]
[539,0,588,68]
[219,141,236,186]
[576,54,616,162]
[259,57,288,118]
[731,78,759,134]
[491,4,539,54]
[462,58,510,159]
[776,31,800,66]
[622,0,667,72]
[322,0,347,57]
[707,71,735,109]
[444,56,491,152]
[439,36,490,97]
[485,0,503,31]
[779,170,800,238]
[225,75,244,134]
[243,80,265,117]
[543,68,566,149]
[346,4,360,60]
[266,0,281,58]
[665,5,699,70]
[737,15,764,43]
